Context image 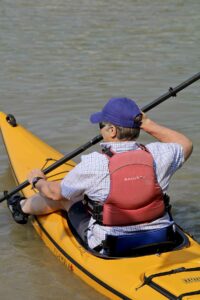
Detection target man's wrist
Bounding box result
[141,118,153,131]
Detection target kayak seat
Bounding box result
[102,225,176,257]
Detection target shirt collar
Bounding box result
[100,141,139,153]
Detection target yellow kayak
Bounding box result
[0,111,200,300]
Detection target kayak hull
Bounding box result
[1,111,200,300]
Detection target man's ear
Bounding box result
[109,125,117,138]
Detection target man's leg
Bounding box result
[21,194,66,215]
[8,193,69,224]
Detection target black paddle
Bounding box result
[1,72,200,202]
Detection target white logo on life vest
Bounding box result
[124,176,145,181]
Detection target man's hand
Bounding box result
[27,169,46,185]
[140,112,151,130]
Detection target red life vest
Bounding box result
[102,146,165,226]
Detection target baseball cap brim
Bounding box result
[90,112,104,124]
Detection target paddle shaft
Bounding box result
[1,72,200,202]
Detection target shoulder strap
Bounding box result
[102,147,115,158]
[102,144,150,159]
[137,143,150,153]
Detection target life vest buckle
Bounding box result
[83,195,103,224]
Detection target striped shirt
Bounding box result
[61,141,184,249]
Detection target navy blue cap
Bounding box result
[90,97,141,128]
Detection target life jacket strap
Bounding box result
[83,194,172,225]
[83,195,103,224]
[101,143,148,158]
[102,146,114,157]
[163,194,173,221]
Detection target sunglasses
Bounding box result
[99,122,106,129]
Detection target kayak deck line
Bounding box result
[33,215,133,300]
[143,267,200,300]
[148,281,200,300]
[144,280,200,300]
[144,266,200,282]
[0,120,124,297]
[34,211,200,300]
[33,212,200,300]
[177,290,200,300]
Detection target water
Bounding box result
[0,0,199,299]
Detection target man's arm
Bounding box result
[141,114,193,161]
[27,169,66,201]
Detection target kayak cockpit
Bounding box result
[64,202,190,259]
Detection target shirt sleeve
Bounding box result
[60,152,106,203]
[146,142,185,192]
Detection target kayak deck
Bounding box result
[0,111,200,300]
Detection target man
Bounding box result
[8,97,193,254]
